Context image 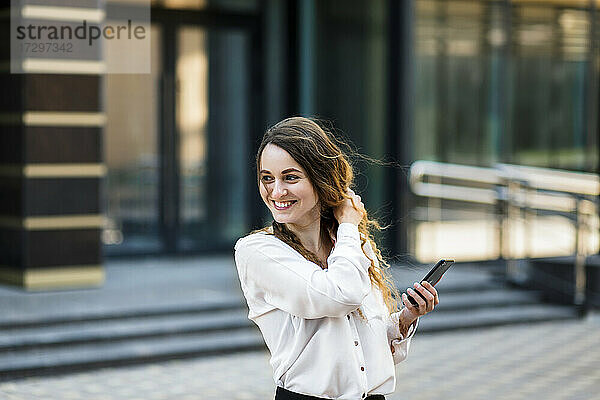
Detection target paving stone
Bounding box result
[0,318,598,400]
[0,256,597,399]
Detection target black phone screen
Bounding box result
[422,259,454,286]
[407,259,454,306]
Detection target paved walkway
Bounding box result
[1,314,599,400]
[0,256,244,325]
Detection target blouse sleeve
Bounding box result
[360,237,418,364]
[234,223,372,319]
[386,311,419,365]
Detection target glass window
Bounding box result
[414,0,489,166]
[177,27,250,250]
[314,0,388,211]
[103,25,163,255]
[410,0,599,262]
[510,4,593,172]
[177,26,209,250]
[414,0,597,173]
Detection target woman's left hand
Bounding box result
[400,281,439,323]
[390,282,439,354]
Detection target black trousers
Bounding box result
[275,386,385,400]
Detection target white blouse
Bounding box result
[234,222,418,400]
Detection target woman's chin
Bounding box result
[273,215,293,224]
[271,210,298,224]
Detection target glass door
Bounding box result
[103,10,260,256]
[176,26,251,251]
[103,25,163,256]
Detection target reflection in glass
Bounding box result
[414,0,596,172]
[411,0,598,261]
[176,27,250,250]
[103,25,162,255]
[177,26,209,250]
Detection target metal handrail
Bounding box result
[496,163,600,196]
[409,160,599,311]
[409,161,499,205]
[410,160,599,213]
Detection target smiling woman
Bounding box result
[258,144,319,229]
[233,117,440,400]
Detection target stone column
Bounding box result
[0,1,105,290]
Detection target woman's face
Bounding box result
[259,143,320,227]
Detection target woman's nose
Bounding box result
[271,180,288,198]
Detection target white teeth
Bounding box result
[274,201,293,208]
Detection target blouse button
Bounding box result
[347,315,350,320]
[354,341,359,346]
[362,393,366,398]
[360,366,365,371]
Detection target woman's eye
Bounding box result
[261,175,299,183]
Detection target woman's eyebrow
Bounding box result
[260,168,303,174]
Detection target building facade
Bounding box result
[0,0,598,289]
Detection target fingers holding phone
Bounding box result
[403,259,452,316]
[402,282,437,317]
[422,281,439,306]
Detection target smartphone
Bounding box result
[407,259,454,307]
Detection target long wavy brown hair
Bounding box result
[251,116,401,318]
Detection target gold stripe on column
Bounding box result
[0,215,105,230]
[0,164,107,178]
[22,59,106,74]
[23,112,106,127]
[21,5,105,23]
[0,113,106,127]
[0,265,105,291]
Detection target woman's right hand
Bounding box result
[334,188,365,226]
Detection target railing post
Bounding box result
[518,179,533,284]
[574,195,587,316]
[495,179,508,263]
[505,178,530,284]
[505,179,518,281]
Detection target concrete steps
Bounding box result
[418,303,578,332]
[389,262,579,330]
[0,329,265,379]
[0,309,251,350]
[0,262,579,380]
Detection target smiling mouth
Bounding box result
[272,200,297,210]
